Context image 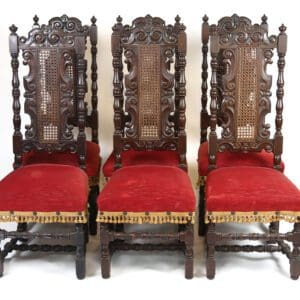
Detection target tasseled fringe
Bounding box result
[205,211,300,224]
[97,212,195,224]
[197,176,207,187]
[0,211,87,223]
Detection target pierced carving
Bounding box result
[21,45,76,153]
[10,18,87,155]
[209,15,278,155]
[112,15,186,157]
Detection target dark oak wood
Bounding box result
[203,14,297,279]
[100,15,193,279]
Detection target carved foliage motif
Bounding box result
[20,25,78,153]
[19,15,88,47]
[212,15,277,152]
[114,15,185,151]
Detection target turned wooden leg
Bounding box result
[178,224,185,232]
[269,221,279,233]
[198,184,206,236]
[206,222,216,279]
[115,224,124,233]
[100,223,111,279]
[84,223,89,244]
[290,223,300,280]
[75,223,86,280]
[88,185,99,236]
[0,256,3,277]
[267,221,279,244]
[0,232,3,277]
[17,222,27,232]
[184,222,194,279]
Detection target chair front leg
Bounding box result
[0,231,4,277]
[198,184,206,236]
[184,222,194,279]
[100,223,111,279]
[290,223,300,280]
[267,221,280,244]
[206,222,216,279]
[75,223,86,280]
[88,185,99,236]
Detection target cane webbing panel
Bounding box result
[138,45,161,140]
[66,63,75,102]
[236,47,258,142]
[37,48,60,143]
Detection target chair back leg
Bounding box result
[75,223,86,280]
[291,223,300,279]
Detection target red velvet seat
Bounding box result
[206,166,300,222]
[22,141,100,178]
[198,141,284,176]
[103,150,179,178]
[97,165,195,223]
[0,164,89,223]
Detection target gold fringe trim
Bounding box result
[197,176,207,187]
[97,211,195,224]
[205,211,300,224]
[0,211,87,223]
[89,175,100,187]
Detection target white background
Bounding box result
[0,0,299,299]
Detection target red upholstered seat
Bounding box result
[22,141,100,178]
[206,166,300,214]
[198,141,284,176]
[97,165,195,223]
[103,150,179,178]
[0,164,89,222]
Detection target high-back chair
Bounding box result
[18,15,100,235]
[198,14,285,236]
[204,15,300,279]
[0,19,89,279]
[97,15,195,279]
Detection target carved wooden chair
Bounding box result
[18,15,100,235]
[97,15,195,278]
[0,21,89,279]
[204,15,300,279]
[198,14,285,236]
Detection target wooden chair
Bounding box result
[97,15,195,278]
[18,15,100,235]
[204,15,300,279]
[0,20,89,279]
[198,14,285,236]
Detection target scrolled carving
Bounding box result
[14,18,89,155]
[121,15,179,45]
[215,14,277,47]
[111,15,186,168]
[210,15,278,153]
[21,46,76,153]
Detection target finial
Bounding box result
[91,16,97,25]
[33,15,39,26]
[61,14,68,23]
[279,24,287,33]
[116,15,122,23]
[203,15,208,23]
[9,24,18,34]
[261,14,267,24]
[175,15,181,24]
